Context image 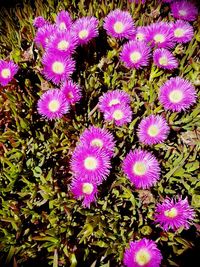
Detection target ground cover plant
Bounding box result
[0,0,200,266]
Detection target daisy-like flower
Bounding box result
[104,104,132,126]
[137,115,170,145]
[33,16,48,28]
[60,80,81,105]
[171,20,194,44]
[159,77,197,112]
[146,22,175,49]
[42,53,75,85]
[170,1,198,22]
[34,24,56,49]
[134,26,149,42]
[0,60,18,86]
[154,197,195,231]
[71,177,98,208]
[98,90,131,113]
[72,16,99,45]
[70,146,111,184]
[122,149,160,189]
[46,30,78,57]
[55,10,72,31]
[37,89,69,120]
[120,40,151,69]
[79,126,115,158]
[123,238,162,267]
[103,9,135,39]
[153,48,178,70]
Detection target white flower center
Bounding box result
[136,33,144,41]
[112,109,124,120]
[133,161,147,176]
[179,10,187,16]
[109,98,120,107]
[82,182,94,195]
[59,22,67,30]
[174,28,185,38]
[79,29,89,39]
[48,100,60,112]
[91,138,103,148]
[84,156,98,170]
[169,89,183,103]
[159,56,168,66]
[113,21,124,34]
[154,34,165,43]
[135,249,151,266]
[164,207,178,218]
[148,125,159,137]
[52,61,65,74]
[57,40,69,50]
[130,51,142,63]
[1,68,11,79]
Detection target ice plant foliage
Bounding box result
[123,238,162,267]
[171,20,194,44]
[153,48,178,70]
[60,80,82,105]
[170,1,198,22]
[0,60,18,86]
[55,10,72,31]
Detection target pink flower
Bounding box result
[103,104,132,126]
[134,26,149,42]
[55,10,72,31]
[34,24,56,49]
[170,1,198,22]
[33,16,48,28]
[171,20,194,43]
[60,80,81,105]
[0,60,18,86]
[153,48,178,70]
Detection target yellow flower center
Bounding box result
[57,40,69,50]
[169,89,183,103]
[164,207,178,218]
[48,100,60,112]
[130,51,142,63]
[52,61,65,74]
[154,34,165,43]
[179,10,187,16]
[148,125,159,137]
[135,249,151,266]
[112,109,124,120]
[133,162,147,176]
[136,33,144,41]
[78,29,89,39]
[84,156,98,170]
[113,21,124,34]
[159,56,168,66]
[59,22,67,30]
[174,28,185,38]
[91,138,103,148]
[109,98,120,107]
[1,68,11,79]
[82,182,94,195]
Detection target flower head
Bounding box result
[37,89,69,120]
[159,77,196,112]
[138,115,170,145]
[60,80,81,105]
[134,26,149,42]
[153,48,178,70]
[155,197,195,231]
[170,1,198,21]
[120,40,151,69]
[122,149,160,189]
[0,60,18,86]
[56,10,72,31]
[33,16,48,28]
[42,53,75,85]
[172,20,194,43]
[104,104,132,126]
[72,16,99,45]
[103,9,135,39]
[123,238,162,267]
[34,24,56,49]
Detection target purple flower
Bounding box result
[123,238,162,267]
[159,77,197,112]
[104,104,132,126]
[122,149,160,189]
[60,80,81,105]
[155,197,195,231]
[170,1,198,22]
[42,53,75,85]
[153,48,178,70]
[72,16,99,45]
[103,9,135,39]
[137,115,170,145]
[172,20,194,43]
[134,26,149,42]
[0,60,18,86]
[34,24,56,49]
[120,40,151,69]
[98,90,131,113]
[37,89,69,120]
[55,10,72,31]
[33,16,48,28]
[79,126,115,158]
[70,146,111,184]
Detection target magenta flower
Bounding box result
[34,24,56,49]
[98,90,131,113]
[60,80,81,105]
[72,16,99,45]
[146,22,175,49]
[155,197,195,231]
[70,146,111,184]
[170,1,198,22]
[42,53,75,85]
[71,177,98,208]
[37,89,69,120]
[159,77,197,112]
[103,9,135,39]
[79,126,115,158]
[123,238,162,267]
[33,16,48,28]
[0,60,18,86]
[104,104,132,126]
[55,10,72,31]
[120,40,151,69]
[134,26,149,42]
[122,149,160,189]
[138,115,170,145]
[172,20,194,43]
[153,48,178,70]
